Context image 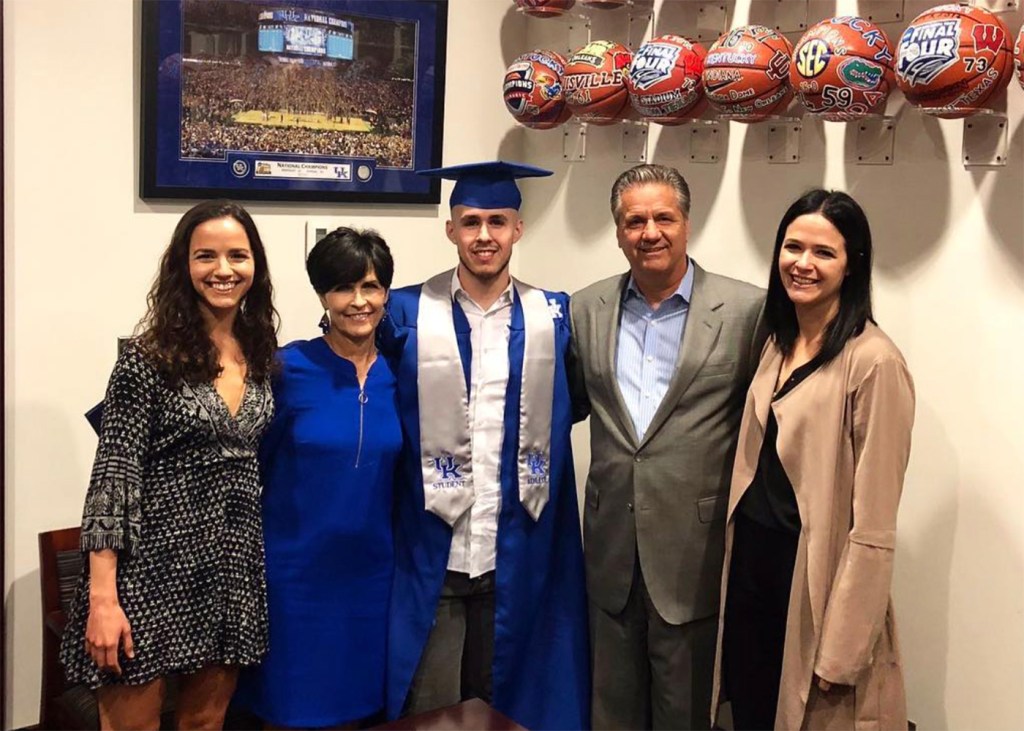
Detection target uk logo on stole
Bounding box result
[431,454,465,485]
[526,450,549,483]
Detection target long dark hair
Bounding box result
[766,189,874,366]
[136,200,279,385]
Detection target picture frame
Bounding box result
[141,0,447,204]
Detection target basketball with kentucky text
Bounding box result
[514,0,575,18]
[564,40,634,124]
[895,4,1012,118]
[702,25,794,121]
[503,50,573,129]
[790,16,895,120]
[627,35,708,124]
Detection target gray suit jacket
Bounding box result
[571,261,767,625]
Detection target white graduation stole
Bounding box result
[417,269,555,526]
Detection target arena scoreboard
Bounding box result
[257,8,354,61]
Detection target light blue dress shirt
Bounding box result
[615,260,695,440]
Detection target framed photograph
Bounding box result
[141,0,447,204]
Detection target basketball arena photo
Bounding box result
[179,0,416,168]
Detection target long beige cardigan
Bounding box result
[711,323,915,730]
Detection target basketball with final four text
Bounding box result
[895,3,1013,118]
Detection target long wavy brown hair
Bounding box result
[136,200,279,385]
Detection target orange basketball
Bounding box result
[1015,25,1024,90]
[627,35,707,124]
[514,0,575,18]
[503,50,573,129]
[790,17,895,121]
[702,25,794,121]
[564,40,633,124]
[895,4,1013,119]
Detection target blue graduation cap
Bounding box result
[417,160,552,211]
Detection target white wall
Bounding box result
[6,0,1024,728]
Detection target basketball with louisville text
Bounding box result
[564,40,634,124]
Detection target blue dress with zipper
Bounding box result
[235,338,402,727]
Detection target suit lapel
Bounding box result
[638,263,723,450]
[597,274,640,447]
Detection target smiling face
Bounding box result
[615,183,690,288]
[319,266,388,345]
[778,212,849,316]
[446,205,523,287]
[188,216,255,318]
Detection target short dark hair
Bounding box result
[610,163,691,222]
[306,227,394,294]
[137,199,278,385]
[766,189,875,366]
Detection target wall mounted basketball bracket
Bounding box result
[854,116,896,165]
[962,112,1009,167]
[627,6,654,48]
[565,15,591,57]
[761,0,807,33]
[695,1,730,43]
[767,120,802,164]
[621,120,649,163]
[563,120,587,162]
[962,0,1018,12]
[688,120,723,164]
[857,1,905,24]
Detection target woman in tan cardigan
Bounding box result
[711,190,915,730]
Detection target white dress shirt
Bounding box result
[447,270,513,577]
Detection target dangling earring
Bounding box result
[319,310,330,334]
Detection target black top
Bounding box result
[737,354,825,535]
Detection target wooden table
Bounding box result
[373,698,527,730]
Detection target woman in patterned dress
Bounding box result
[60,200,278,730]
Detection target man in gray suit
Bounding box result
[571,163,767,729]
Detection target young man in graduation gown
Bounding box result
[380,161,590,730]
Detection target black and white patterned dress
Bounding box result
[60,342,274,688]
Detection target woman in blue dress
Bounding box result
[235,227,402,728]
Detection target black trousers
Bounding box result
[403,570,496,715]
[722,512,799,731]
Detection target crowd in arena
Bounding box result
[180,59,414,167]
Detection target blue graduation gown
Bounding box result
[381,285,590,730]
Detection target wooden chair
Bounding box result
[38,528,249,730]
[39,526,97,730]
